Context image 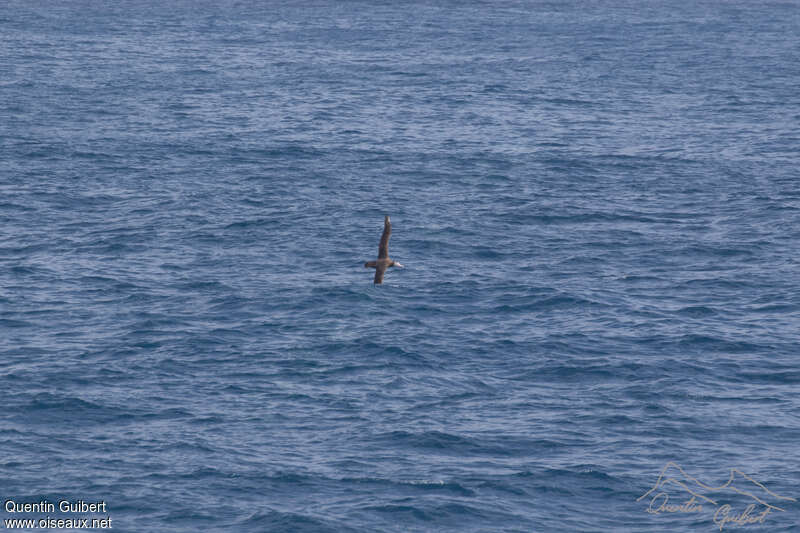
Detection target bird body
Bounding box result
[364,216,403,284]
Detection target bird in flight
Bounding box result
[364,215,403,284]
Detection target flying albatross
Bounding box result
[364,215,403,284]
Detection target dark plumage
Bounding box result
[364,215,403,284]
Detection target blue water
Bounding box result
[2,1,799,531]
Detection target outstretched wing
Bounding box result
[374,263,387,284]
[378,215,391,259]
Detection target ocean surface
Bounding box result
[2,1,799,531]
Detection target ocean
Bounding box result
[1,1,799,531]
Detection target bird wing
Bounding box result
[378,215,391,259]
[373,263,387,284]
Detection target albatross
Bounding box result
[364,215,403,284]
